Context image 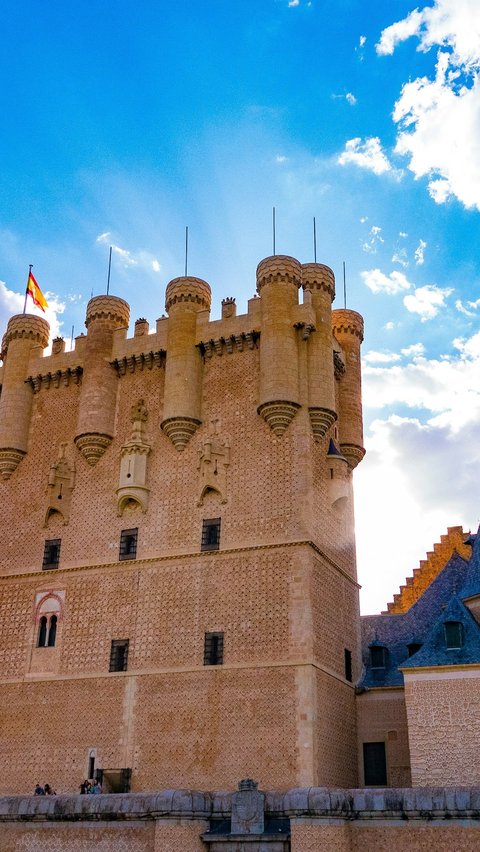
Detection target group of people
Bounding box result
[34,783,55,795]
[79,779,102,794]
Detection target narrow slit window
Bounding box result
[204,632,224,666]
[42,539,61,570]
[47,614,57,647]
[201,518,221,552]
[344,648,352,682]
[119,528,138,561]
[37,616,48,647]
[109,639,129,672]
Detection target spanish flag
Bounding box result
[26,269,48,312]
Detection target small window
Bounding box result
[201,518,221,552]
[370,645,387,669]
[119,528,138,561]
[204,632,224,666]
[407,642,422,657]
[42,539,61,570]
[363,741,387,786]
[109,639,129,672]
[344,648,353,682]
[444,621,463,650]
[47,615,57,647]
[37,616,48,647]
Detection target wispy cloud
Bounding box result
[96,232,161,274]
[414,238,427,265]
[362,225,384,254]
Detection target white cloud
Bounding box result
[414,238,427,264]
[403,283,452,320]
[377,1,480,210]
[361,268,413,295]
[399,231,408,238]
[275,154,288,163]
[384,321,395,330]
[363,350,401,364]
[288,0,300,6]
[359,35,366,47]
[456,297,480,317]
[401,342,426,358]
[337,137,393,175]
[346,92,357,106]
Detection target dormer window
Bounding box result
[444,621,463,650]
[407,642,422,657]
[370,645,387,669]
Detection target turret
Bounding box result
[331,309,365,469]
[302,263,337,440]
[0,314,50,479]
[256,256,301,435]
[74,295,130,465]
[161,276,211,451]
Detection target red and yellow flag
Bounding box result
[26,270,48,312]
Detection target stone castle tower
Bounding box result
[0,255,364,794]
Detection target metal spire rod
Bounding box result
[313,217,317,263]
[272,207,276,256]
[343,261,347,309]
[185,226,189,277]
[106,246,112,295]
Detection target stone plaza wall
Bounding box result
[2,787,480,852]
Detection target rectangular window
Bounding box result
[363,741,387,786]
[344,648,352,682]
[370,646,387,668]
[201,518,221,552]
[42,539,61,570]
[204,632,224,666]
[109,639,129,672]
[119,528,138,561]
[444,621,462,649]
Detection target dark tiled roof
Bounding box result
[360,549,472,688]
[401,595,480,669]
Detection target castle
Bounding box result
[1,254,480,850]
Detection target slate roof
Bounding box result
[359,529,480,688]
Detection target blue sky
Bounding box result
[1,0,480,612]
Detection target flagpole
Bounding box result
[313,217,317,263]
[185,226,188,277]
[272,207,276,256]
[23,265,33,315]
[106,246,112,295]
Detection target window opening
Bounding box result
[201,518,221,552]
[119,528,138,561]
[47,614,57,647]
[344,648,352,682]
[204,631,224,665]
[370,645,387,669]
[109,639,129,672]
[407,642,422,657]
[37,616,47,647]
[363,741,387,786]
[42,539,61,570]
[88,754,96,780]
[444,621,463,649]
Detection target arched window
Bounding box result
[47,615,57,647]
[37,616,47,647]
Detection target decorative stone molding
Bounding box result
[165,276,211,313]
[198,421,230,505]
[111,351,165,375]
[339,442,365,470]
[256,255,302,293]
[257,401,300,436]
[308,407,337,441]
[85,296,130,329]
[117,400,152,515]
[0,447,25,480]
[45,443,76,525]
[161,416,201,451]
[200,332,259,358]
[2,314,50,355]
[27,366,83,393]
[74,432,112,466]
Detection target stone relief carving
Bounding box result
[45,443,76,526]
[116,399,152,515]
[197,418,230,506]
